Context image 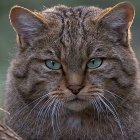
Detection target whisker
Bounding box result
[9,91,57,123]
[15,95,53,134]
[96,96,104,113]
[51,98,59,139]
[90,98,100,121]
[55,99,62,134]
[98,95,124,139]
[0,108,10,115]
[8,95,43,123]
[103,89,124,100]
[9,91,59,136]
[35,96,56,139]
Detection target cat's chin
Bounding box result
[64,99,89,112]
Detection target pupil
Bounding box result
[91,60,95,64]
[52,61,55,66]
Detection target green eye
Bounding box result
[87,58,103,69]
[45,60,61,70]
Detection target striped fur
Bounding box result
[5,2,140,140]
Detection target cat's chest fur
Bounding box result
[5,2,140,140]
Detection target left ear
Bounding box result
[9,6,48,47]
[96,2,135,43]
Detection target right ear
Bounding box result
[10,6,45,46]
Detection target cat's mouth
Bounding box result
[64,96,89,112]
[69,97,84,102]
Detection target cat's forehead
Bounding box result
[42,5,102,19]
[41,6,103,58]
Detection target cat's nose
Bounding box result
[67,85,84,95]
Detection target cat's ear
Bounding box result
[97,2,134,31]
[95,2,135,43]
[9,6,46,46]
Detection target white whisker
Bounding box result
[35,96,56,139]
[104,89,124,100]
[98,95,124,139]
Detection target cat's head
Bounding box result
[9,2,138,114]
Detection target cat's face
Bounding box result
[10,3,137,115]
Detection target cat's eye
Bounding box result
[45,60,61,70]
[87,58,103,69]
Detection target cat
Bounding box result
[4,1,140,140]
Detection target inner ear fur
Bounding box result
[95,2,135,32]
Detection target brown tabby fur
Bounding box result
[5,2,140,140]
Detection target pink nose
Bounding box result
[67,85,83,95]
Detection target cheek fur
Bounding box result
[12,60,63,102]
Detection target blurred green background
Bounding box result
[0,0,140,118]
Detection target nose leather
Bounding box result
[67,85,83,95]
